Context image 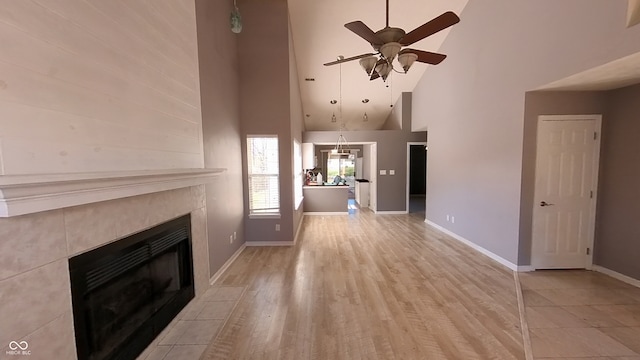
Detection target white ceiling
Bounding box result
[288,0,469,131]
[287,1,640,130]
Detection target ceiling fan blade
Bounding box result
[400,49,447,65]
[323,53,376,66]
[345,21,384,45]
[399,11,460,46]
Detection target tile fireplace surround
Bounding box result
[0,169,224,359]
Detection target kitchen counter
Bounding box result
[303,185,348,214]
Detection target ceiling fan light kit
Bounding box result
[397,52,418,73]
[380,42,402,62]
[359,56,378,75]
[374,59,391,81]
[324,0,460,81]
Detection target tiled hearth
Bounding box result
[0,170,220,360]
[138,285,246,360]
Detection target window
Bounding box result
[247,136,280,216]
[327,153,356,187]
[293,140,303,209]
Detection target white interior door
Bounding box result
[369,143,377,212]
[532,115,601,269]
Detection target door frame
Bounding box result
[406,142,427,214]
[531,114,602,269]
[369,143,377,212]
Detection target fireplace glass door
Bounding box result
[69,215,194,360]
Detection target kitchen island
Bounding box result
[303,185,348,214]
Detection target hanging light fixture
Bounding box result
[331,133,351,155]
[230,0,242,33]
[331,58,351,156]
[362,98,369,122]
[329,100,337,122]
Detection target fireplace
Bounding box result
[69,215,195,360]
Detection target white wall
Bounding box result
[0,0,203,174]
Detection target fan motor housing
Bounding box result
[373,27,405,49]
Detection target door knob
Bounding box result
[540,201,554,207]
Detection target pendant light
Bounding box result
[330,100,337,122]
[230,0,242,33]
[332,58,351,156]
[362,98,369,122]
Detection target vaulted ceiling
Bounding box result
[287,0,640,131]
[288,0,468,131]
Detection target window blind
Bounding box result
[247,136,280,214]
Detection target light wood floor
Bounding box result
[201,210,525,360]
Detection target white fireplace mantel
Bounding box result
[0,168,226,217]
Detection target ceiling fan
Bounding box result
[324,0,460,81]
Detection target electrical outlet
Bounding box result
[451,216,455,224]
[275,224,280,231]
[229,235,233,244]
[379,170,387,175]
[389,170,395,175]
[234,231,237,240]
[446,214,450,222]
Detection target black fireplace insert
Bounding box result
[69,215,195,360]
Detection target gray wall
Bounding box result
[238,0,302,243]
[413,0,640,265]
[381,93,405,130]
[196,0,246,275]
[595,83,640,279]
[519,91,608,265]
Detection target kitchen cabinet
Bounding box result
[355,181,369,208]
[302,143,315,169]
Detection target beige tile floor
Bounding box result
[136,285,245,360]
[520,270,640,359]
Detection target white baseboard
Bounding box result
[209,244,246,285]
[425,219,518,271]
[592,265,640,288]
[517,266,535,272]
[303,212,348,215]
[245,241,294,246]
[375,210,408,215]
